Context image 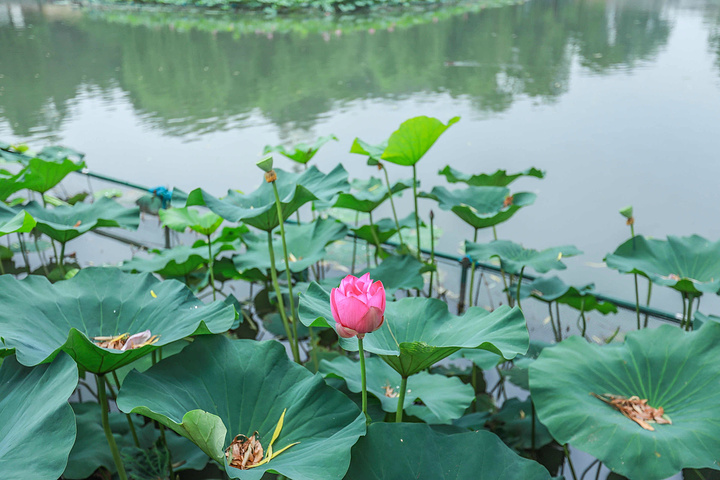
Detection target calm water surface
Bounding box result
[2,0,720,317]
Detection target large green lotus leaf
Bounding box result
[516,276,618,314]
[380,116,460,166]
[66,402,208,479]
[465,240,582,276]
[186,165,349,231]
[530,323,720,480]
[0,209,36,237]
[0,267,236,374]
[330,177,411,213]
[234,217,348,275]
[0,353,78,479]
[321,355,474,424]
[19,197,139,243]
[425,186,536,229]
[159,207,223,236]
[299,284,528,377]
[349,138,388,163]
[352,212,417,245]
[264,134,338,164]
[439,165,545,187]
[117,335,365,480]
[344,422,551,480]
[605,235,720,295]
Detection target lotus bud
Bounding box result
[330,273,386,339]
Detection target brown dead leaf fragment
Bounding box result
[225,433,264,470]
[591,393,672,431]
[503,195,514,208]
[383,384,399,398]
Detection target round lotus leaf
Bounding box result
[530,323,720,479]
[344,422,551,479]
[0,353,78,479]
[605,235,720,295]
[0,267,236,374]
[117,335,365,480]
[299,283,529,377]
[465,240,582,276]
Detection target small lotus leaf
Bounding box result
[344,422,551,480]
[465,240,582,275]
[330,177,411,213]
[117,335,365,480]
[352,212,417,245]
[439,166,545,186]
[530,323,720,480]
[263,134,338,164]
[321,355,474,424]
[425,186,536,229]
[516,276,618,314]
[605,235,720,295]
[381,116,460,166]
[349,137,387,163]
[0,353,78,479]
[299,284,528,377]
[186,165,349,231]
[159,207,223,236]
[18,197,140,244]
[0,268,236,373]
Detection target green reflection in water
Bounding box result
[0,0,676,140]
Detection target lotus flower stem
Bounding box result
[59,241,67,276]
[368,211,380,266]
[266,230,301,363]
[395,376,408,422]
[680,293,687,330]
[468,228,478,307]
[271,182,300,357]
[516,266,525,310]
[380,164,404,246]
[96,374,129,480]
[555,302,563,341]
[351,212,359,274]
[548,302,559,342]
[579,299,587,338]
[17,233,31,275]
[633,274,642,330]
[644,282,653,328]
[411,165,421,261]
[428,210,435,298]
[357,338,370,424]
[686,294,696,332]
[111,371,140,448]
[206,234,216,301]
[158,423,175,479]
[563,444,579,480]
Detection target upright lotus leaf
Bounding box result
[425,186,536,229]
[0,209,36,236]
[0,156,86,200]
[186,164,349,231]
[263,134,338,164]
[380,116,460,166]
[530,323,720,480]
[439,166,546,187]
[299,284,528,377]
[345,423,551,480]
[321,356,474,424]
[117,336,365,480]
[330,177,412,213]
[350,138,388,164]
[465,240,582,276]
[516,276,618,314]
[20,197,140,244]
[159,207,223,236]
[352,212,418,245]
[234,217,348,275]
[605,235,720,295]
[0,267,236,374]
[0,353,78,479]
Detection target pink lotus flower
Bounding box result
[330,273,385,339]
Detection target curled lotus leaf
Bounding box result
[263,134,338,164]
[234,217,348,275]
[186,165,349,231]
[349,138,387,164]
[515,276,618,314]
[424,185,536,229]
[465,240,582,275]
[299,283,529,377]
[0,267,236,374]
[439,165,545,187]
[117,335,365,480]
[0,209,36,237]
[530,323,720,480]
[0,353,78,479]
[17,197,140,244]
[344,422,551,480]
[320,355,474,424]
[159,207,223,236]
[329,177,412,213]
[605,235,720,295]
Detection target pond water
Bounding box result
[2,0,720,318]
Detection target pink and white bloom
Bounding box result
[330,273,386,339]
[120,330,153,351]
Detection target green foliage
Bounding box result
[159,207,224,236]
[381,116,460,166]
[515,275,618,314]
[264,134,337,164]
[330,177,412,213]
[465,240,582,275]
[439,165,545,186]
[0,210,36,237]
